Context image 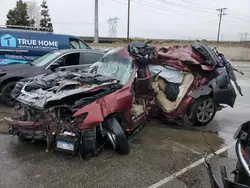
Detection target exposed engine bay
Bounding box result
[8,70,123,157]
[12,70,121,109]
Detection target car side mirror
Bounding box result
[50,62,60,71]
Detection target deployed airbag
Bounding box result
[148,65,184,83]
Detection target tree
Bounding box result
[6,0,31,28]
[26,1,41,27]
[40,0,53,31]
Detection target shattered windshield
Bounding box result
[89,48,133,85]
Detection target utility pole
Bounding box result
[94,0,99,43]
[216,8,227,42]
[127,0,131,43]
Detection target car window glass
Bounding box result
[79,41,88,49]
[59,53,80,66]
[55,56,65,66]
[80,52,104,65]
[33,52,62,67]
[90,53,133,86]
[70,39,80,49]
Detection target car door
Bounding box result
[134,66,158,96]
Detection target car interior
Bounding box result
[130,64,195,120]
[56,53,80,67]
[152,74,194,112]
[131,67,153,120]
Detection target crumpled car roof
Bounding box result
[154,40,223,71]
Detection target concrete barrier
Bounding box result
[91,43,250,61]
[216,47,250,61]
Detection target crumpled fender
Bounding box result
[188,79,216,98]
[72,86,132,130]
[73,101,104,130]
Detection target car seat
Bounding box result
[152,73,194,112]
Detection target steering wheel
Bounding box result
[128,40,155,63]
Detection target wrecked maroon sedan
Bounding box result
[5,40,243,157]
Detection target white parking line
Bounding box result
[148,141,236,188]
[173,141,201,155]
[0,135,9,139]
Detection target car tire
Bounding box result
[1,81,17,106]
[103,117,130,155]
[189,97,216,126]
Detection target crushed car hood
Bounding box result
[13,70,120,109]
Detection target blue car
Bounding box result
[0,28,91,65]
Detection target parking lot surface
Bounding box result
[0,61,249,188]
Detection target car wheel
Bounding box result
[1,81,17,106]
[189,97,216,126]
[103,117,130,155]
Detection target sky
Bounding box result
[0,0,250,41]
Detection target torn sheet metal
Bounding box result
[13,70,120,109]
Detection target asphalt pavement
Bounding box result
[0,61,249,188]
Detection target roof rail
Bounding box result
[0,25,53,32]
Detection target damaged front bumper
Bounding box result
[4,107,104,157]
[5,117,47,140]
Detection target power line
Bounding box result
[133,0,247,27]
[240,32,249,41]
[181,0,250,21]
[133,0,216,21]
[181,0,250,19]
[112,0,247,28]
[180,0,218,10]
[107,17,119,37]
[216,8,227,42]
[111,0,249,39]
[156,0,217,15]
[227,10,250,20]
[227,14,250,22]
